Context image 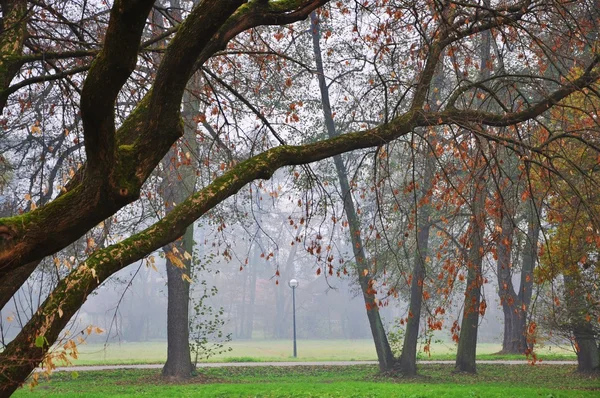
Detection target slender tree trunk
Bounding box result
[395,59,444,376]
[396,151,434,375]
[516,202,539,346]
[310,12,394,371]
[496,202,525,354]
[496,156,540,354]
[455,165,486,373]
[161,58,200,379]
[455,9,492,372]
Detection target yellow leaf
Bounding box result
[363,269,369,276]
[181,273,192,283]
[24,193,31,201]
[166,251,186,269]
[183,251,192,261]
[58,308,63,318]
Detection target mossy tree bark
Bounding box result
[0,0,28,110]
[0,0,331,278]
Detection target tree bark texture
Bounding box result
[396,150,434,376]
[161,65,202,378]
[162,226,194,378]
[564,275,600,372]
[455,18,492,373]
[498,200,540,354]
[395,61,444,376]
[455,163,486,374]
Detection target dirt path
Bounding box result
[47,360,578,372]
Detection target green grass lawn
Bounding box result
[60,339,576,366]
[14,364,599,397]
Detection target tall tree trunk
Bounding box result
[162,226,194,378]
[516,202,539,346]
[395,149,434,375]
[455,10,491,372]
[310,12,394,371]
[498,199,539,353]
[496,202,519,352]
[495,186,526,354]
[395,58,444,376]
[455,166,486,373]
[564,274,600,372]
[161,61,200,379]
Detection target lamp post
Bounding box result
[288,278,298,358]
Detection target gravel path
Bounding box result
[47,360,578,373]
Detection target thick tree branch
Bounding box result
[0,0,28,111]
[80,0,155,176]
[0,0,329,289]
[0,108,417,394]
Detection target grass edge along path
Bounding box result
[15,363,599,397]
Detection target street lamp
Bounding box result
[288,278,299,358]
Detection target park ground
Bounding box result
[12,339,593,397]
[15,363,599,397]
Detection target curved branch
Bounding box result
[80,0,155,175]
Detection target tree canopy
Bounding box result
[1,0,599,394]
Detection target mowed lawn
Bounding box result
[15,364,599,397]
[62,339,575,366]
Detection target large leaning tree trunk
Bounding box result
[310,12,395,371]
